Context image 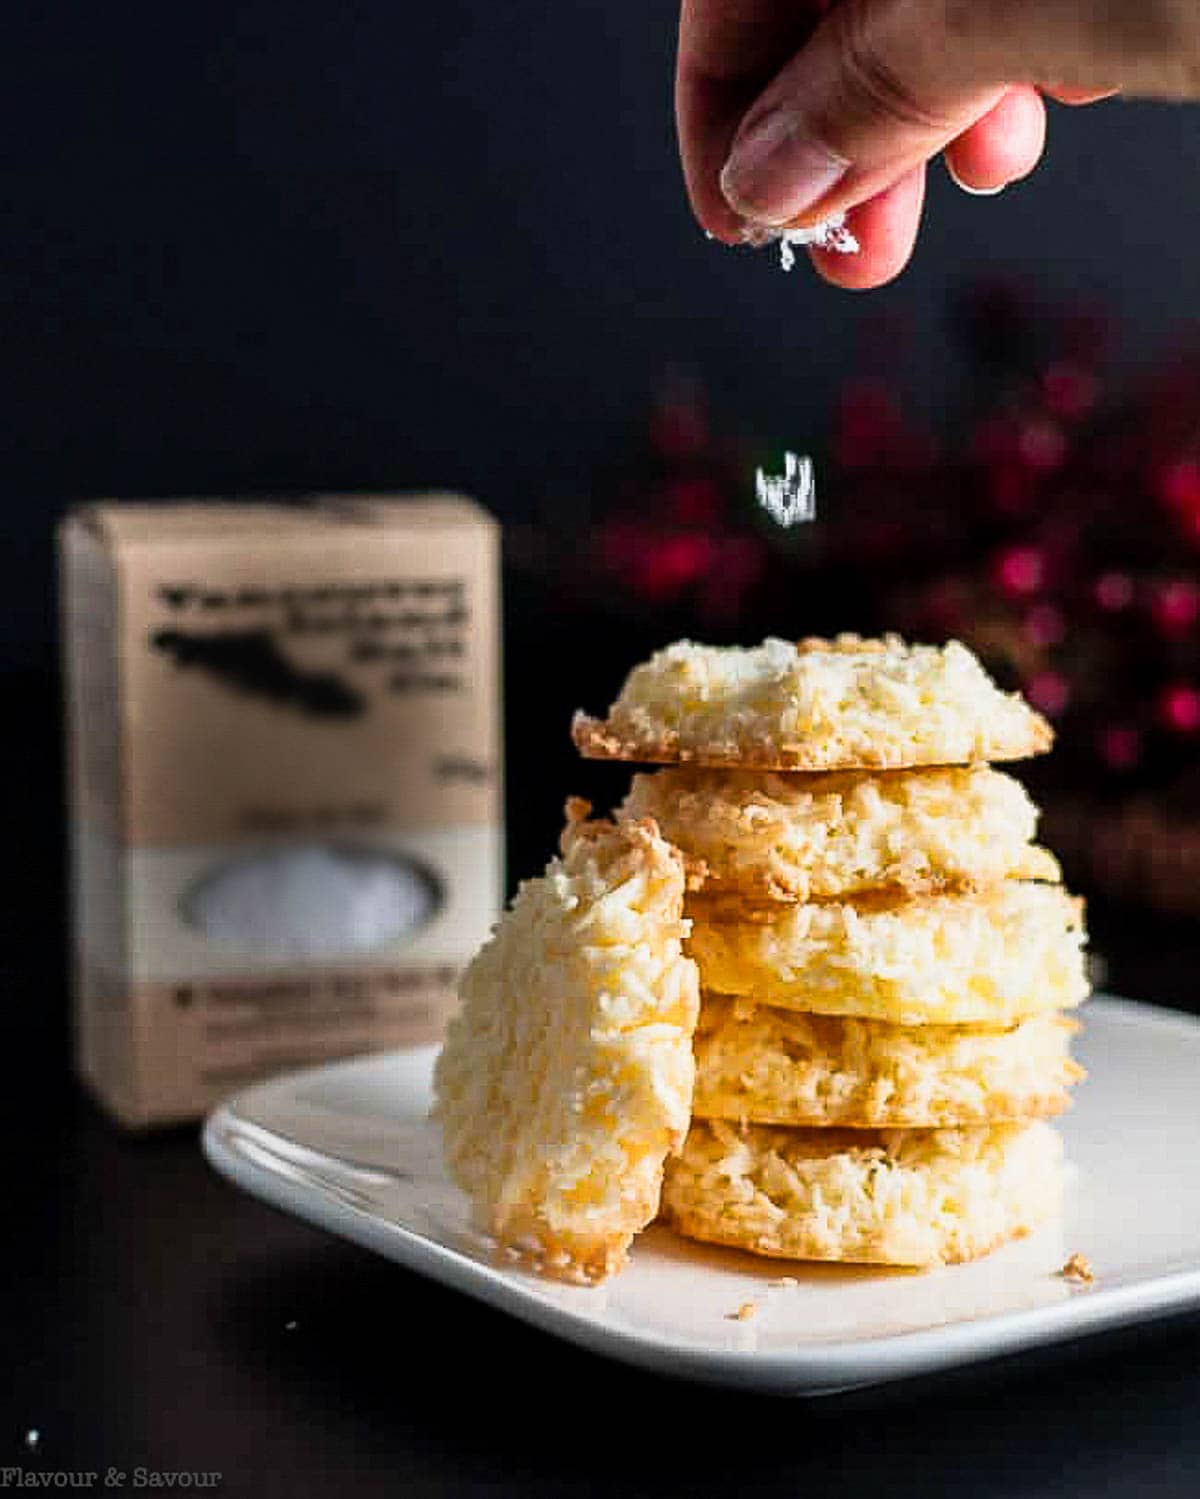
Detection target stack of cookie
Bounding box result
[576,635,1090,1268]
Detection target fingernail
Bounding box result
[946,161,1007,197]
[720,112,849,227]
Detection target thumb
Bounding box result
[718,0,1199,228]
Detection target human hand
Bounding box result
[677,0,1200,288]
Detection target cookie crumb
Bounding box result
[728,1301,758,1322]
[769,1276,798,1289]
[1058,1252,1095,1284]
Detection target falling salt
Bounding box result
[742,214,860,269]
[756,452,816,528]
[25,1430,39,1450]
[185,845,437,960]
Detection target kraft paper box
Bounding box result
[59,495,503,1128]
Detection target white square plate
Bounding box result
[202,996,1200,1395]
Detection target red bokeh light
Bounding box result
[1150,579,1199,638]
[1159,682,1200,733]
[993,545,1046,597]
[662,477,721,527]
[1025,603,1065,646]
[1157,457,1200,514]
[1016,420,1066,472]
[1026,670,1070,717]
[1098,725,1141,770]
[1094,572,1134,612]
[1042,362,1099,422]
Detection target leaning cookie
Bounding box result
[692,998,1084,1128]
[660,1119,1063,1267]
[432,800,700,1284]
[573,635,1052,772]
[686,883,1089,1027]
[620,763,1060,903]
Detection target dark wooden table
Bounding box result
[6,667,1200,1499]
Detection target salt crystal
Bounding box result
[184,845,438,960]
[756,452,816,528]
[26,1430,39,1450]
[742,214,860,269]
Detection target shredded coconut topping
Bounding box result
[432,806,700,1283]
[687,883,1089,1027]
[663,1120,1063,1267]
[574,635,1054,772]
[622,763,1059,903]
[692,1002,1083,1128]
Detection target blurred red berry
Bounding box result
[1016,420,1066,472]
[636,533,716,600]
[1098,726,1142,770]
[1042,362,1099,421]
[1150,579,1199,637]
[1094,572,1134,611]
[1159,683,1200,733]
[1158,457,1200,514]
[994,545,1046,597]
[663,476,722,526]
[1025,603,1065,646]
[1025,670,1070,717]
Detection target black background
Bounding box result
[4,3,1200,1494]
[4,0,1200,675]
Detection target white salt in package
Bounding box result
[184,845,442,960]
[60,495,503,1127]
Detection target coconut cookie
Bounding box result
[432,802,700,1284]
[573,635,1052,772]
[686,883,1088,1027]
[692,998,1084,1128]
[620,764,1060,904]
[661,1119,1063,1267]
